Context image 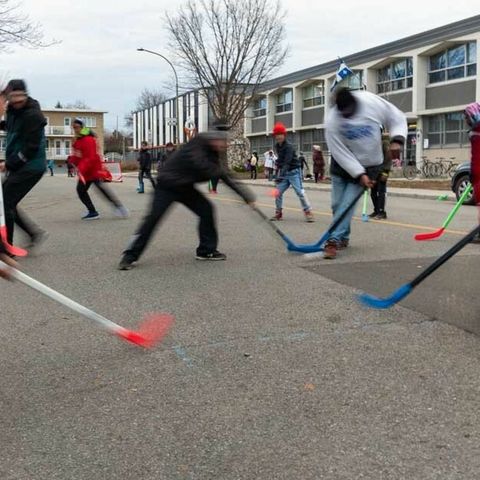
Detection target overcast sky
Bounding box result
[3,0,479,129]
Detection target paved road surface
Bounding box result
[1,176,480,479]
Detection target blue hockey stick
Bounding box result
[251,205,298,250]
[287,188,366,254]
[359,224,480,309]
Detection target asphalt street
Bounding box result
[2,175,480,479]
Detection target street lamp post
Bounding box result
[137,48,180,145]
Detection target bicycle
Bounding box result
[403,160,421,179]
[438,157,459,178]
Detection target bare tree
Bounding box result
[125,88,168,128]
[166,0,288,128]
[64,100,90,110]
[0,0,57,52]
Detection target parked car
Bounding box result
[451,162,475,205]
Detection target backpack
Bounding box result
[464,102,480,128]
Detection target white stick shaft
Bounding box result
[0,175,6,228]
[1,261,124,334]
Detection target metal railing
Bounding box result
[45,125,73,136]
[0,148,72,161]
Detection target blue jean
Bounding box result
[329,174,363,242]
[275,168,311,212]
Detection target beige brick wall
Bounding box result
[422,147,470,164]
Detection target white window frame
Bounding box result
[428,42,477,85]
[377,59,413,94]
[253,97,267,118]
[275,89,293,114]
[302,82,325,109]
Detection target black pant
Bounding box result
[76,180,122,213]
[138,168,155,190]
[371,180,387,213]
[3,170,44,244]
[123,186,218,260]
[250,166,257,180]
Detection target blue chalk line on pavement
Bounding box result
[173,346,194,368]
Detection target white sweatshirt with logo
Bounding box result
[326,90,408,178]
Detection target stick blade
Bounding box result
[287,243,323,254]
[0,227,28,257]
[362,214,369,223]
[358,284,413,310]
[414,228,445,241]
[116,313,175,349]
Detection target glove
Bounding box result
[5,152,27,172]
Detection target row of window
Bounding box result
[426,112,470,148]
[44,117,97,128]
[252,41,478,117]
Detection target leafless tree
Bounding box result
[0,0,57,52]
[124,88,168,128]
[65,100,90,110]
[166,0,288,128]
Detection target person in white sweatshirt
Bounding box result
[324,88,407,259]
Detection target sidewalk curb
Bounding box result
[122,173,456,202]
[238,180,456,202]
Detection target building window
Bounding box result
[64,117,71,127]
[426,112,469,147]
[428,42,477,84]
[75,116,97,128]
[275,89,293,114]
[377,58,413,94]
[302,83,325,108]
[253,97,267,117]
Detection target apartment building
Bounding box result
[0,107,106,163]
[132,89,210,150]
[244,15,480,164]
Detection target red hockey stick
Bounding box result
[0,177,28,257]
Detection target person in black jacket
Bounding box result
[118,128,255,269]
[270,122,314,222]
[157,142,176,173]
[0,79,48,247]
[137,141,155,193]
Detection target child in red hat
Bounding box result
[270,122,314,222]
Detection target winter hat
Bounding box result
[4,79,27,94]
[273,122,287,135]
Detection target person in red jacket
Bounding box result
[69,119,128,220]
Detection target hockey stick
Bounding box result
[359,224,480,309]
[362,189,369,222]
[250,205,298,250]
[1,261,174,348]
[287,188,366,254]
[414,184,473,241]
[0,177,28,257]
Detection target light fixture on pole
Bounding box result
[137,48,180,145]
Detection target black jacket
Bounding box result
[275,140,300,175]
[157,135,254,203]
[138,149,152,169]
[0,97,47,173]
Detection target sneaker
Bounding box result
[113,206,129,219]
[305,210,315,223]
[323,240,337,260]
[337,239,349,250]
[118,256,136,270]
[374,212,387,220]
[368,211,378,218]
[82,212,100,220]
[195,251,227,261]
[29,230,49,251]
[270,211,282,221]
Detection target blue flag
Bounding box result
[330,59,354,92]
